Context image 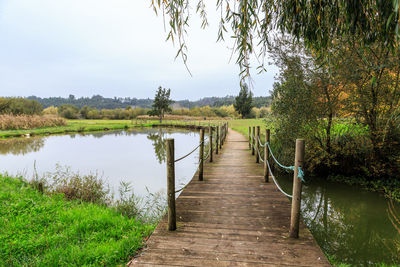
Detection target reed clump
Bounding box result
[0,114,66,130]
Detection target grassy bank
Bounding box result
[0,119,150,138]
[0,119,231,139]
[0,174,154,266]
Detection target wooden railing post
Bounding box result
[222,123,226,144]
[289,139,305,238]
[248,127,251,150]
[199,129,204,181]
[216,126,219,155]
[251,126,255,155]
[223,124,225,144]
[166,138,176,231]
[256,126,260,163]
[219,124,222,149]
[264,129,270,183]
[209,126,213,163]
[221,124,224,146]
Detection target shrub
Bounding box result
[44,165,111,205]
[42,106,58,115]
[58,104,80,119]
[0,97,43,115]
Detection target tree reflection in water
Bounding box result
[146,129,166,164]
[300,180,400,266]
[0,138,45,155]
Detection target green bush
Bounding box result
[58,104,80,119]
[0,97,43,115]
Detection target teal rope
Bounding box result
[266,142,305,183]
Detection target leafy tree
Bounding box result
[80,105,91,119]
[150,86,173,123]
[328,39,400,176]
[0,98,42,115]
[269,37,351,175]
[234,84,253,118]
[58,104,80,119]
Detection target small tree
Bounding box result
[150,86,173,122]
[234,84,253,118]
[58,104,80,119]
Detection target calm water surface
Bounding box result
[277,173,400,266]
[0,128,200,198]
[1,129,399,265]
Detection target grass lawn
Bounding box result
[229,118,275,140]
[0,175,154,266]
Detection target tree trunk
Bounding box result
[326,112,332,156]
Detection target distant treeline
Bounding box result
[27,94,272,109]
[0,97,271,120]
[44,104,270,120]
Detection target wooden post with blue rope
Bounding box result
[289,139,305,238]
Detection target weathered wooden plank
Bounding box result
[129,129,330,266]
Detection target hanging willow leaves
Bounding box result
[150,0,400,80]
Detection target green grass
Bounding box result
[0,119,160,139]
[0,119,231,139]
[0,175,154,266]
[229,118,275,141]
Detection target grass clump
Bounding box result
[44,165,111,205]
[0,174,154,266]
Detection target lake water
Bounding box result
[1,129,399,266]
[0,128,200,198]
[277,173,400,266]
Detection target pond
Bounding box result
[277,173,400,266]
[0,128,201,199]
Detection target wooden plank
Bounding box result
[129,129,330,266]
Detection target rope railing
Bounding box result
[174,142,203,163]
[174,143,213,194]
[258,137,266,147]
[256,136,305,182]
[248,126,305,238]
[257,147,264,163]
[266,159,293,198]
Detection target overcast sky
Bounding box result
[0,0,278,100]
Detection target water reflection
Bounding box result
[0,128,200,200]
[277,174,400,266]
[147,129,167,164]
[0,137,45,155]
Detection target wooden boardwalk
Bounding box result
[129,130,330,266]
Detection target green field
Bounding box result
[229,118,275,141]
[0,175,154,266]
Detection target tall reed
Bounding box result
[0,114,66,130]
